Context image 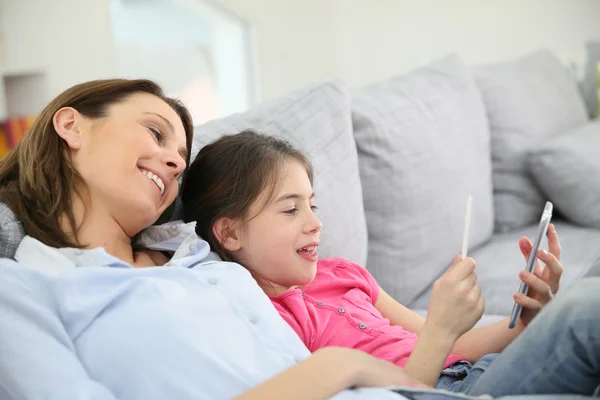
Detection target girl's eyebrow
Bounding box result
[142,112,188,161]
[275,192,315,203]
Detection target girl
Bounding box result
[181,130,600,396]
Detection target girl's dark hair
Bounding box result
[0,79,193,249]
[181,130,313,261]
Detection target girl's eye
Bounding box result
[284,207,298,215]
[311,205,318,212]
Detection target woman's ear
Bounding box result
[212,217,243,252]
[53,107,84,150]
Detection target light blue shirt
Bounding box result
[0,221,411,400]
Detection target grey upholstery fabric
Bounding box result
[409,220,600,315]
[188,81,368,266]
[352,54,494,305]
[475,50,589,232]
[585,256,600,278]
[529,120,600,229]
[0,203,25,260]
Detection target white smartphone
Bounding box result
[508,201,553,329]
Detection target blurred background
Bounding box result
[0,0,599,155]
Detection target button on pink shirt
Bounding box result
[270,258,463,368]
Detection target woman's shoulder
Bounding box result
[0,203,26,260]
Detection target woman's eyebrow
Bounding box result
[142,112,175,133]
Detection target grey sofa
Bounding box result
[189,50,600,319]
[2,50,596,322]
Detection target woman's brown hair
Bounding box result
[0,79,194,249]
[181,130,313,262]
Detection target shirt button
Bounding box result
[338,308,346,314]
[359,323,367,330]
[208,278,218,285]
[189,243,198,253]
[316,301,323,307]
[170,225,179,232]
[249,316,260,325]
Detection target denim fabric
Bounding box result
[467,278,600,397]
[436,354,498,392]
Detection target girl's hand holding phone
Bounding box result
[515,223,564,328]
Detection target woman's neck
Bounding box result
[61,198,145,267]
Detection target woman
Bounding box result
[0,79,596,400]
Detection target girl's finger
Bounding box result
[519,237,543,274]
[547,224,562,260]
[520,270,553,302]
[514,293,542,311]
[537,249,563,294]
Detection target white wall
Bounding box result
[2,0,600,114]
[335,0,600,87]
[2,0,115,99]
[217,0,339,102]
[219,0,600,102]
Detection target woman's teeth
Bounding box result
[141,169,165,194]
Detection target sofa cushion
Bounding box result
[475,50,589,232]
[0,203,26,260]
[186,81,368,266]
[352,54,494,305]
[409,220,600,315]
[528,120,600,229]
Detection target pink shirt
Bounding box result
[270,258,463,368]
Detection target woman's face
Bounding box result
[68,93,188,235]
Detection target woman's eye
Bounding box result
[148,126,163,141]
[311,205,318,212]
[284,207,298,215]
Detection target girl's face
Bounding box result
[65,93,188,235]
[232,160,322,296]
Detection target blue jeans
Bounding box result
[467,277,600,396]
[435,354,498,392]
[390,277,600,399]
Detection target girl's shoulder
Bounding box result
[309,257,378,299]
[316,257,371,284]
[317,257,360,272]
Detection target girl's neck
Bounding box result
[253,275,295,297]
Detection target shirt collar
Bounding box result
[14,220,219,274]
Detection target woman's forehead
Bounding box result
[112,93,187,144]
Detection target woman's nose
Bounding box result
[164,150,186,179]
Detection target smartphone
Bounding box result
[508,201,553,329]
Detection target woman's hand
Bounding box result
[235,347,431,400]
[425,256,485,342]
[516,223,563,327]
[327,347,431,390]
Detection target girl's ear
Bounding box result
[212,217,243,252]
